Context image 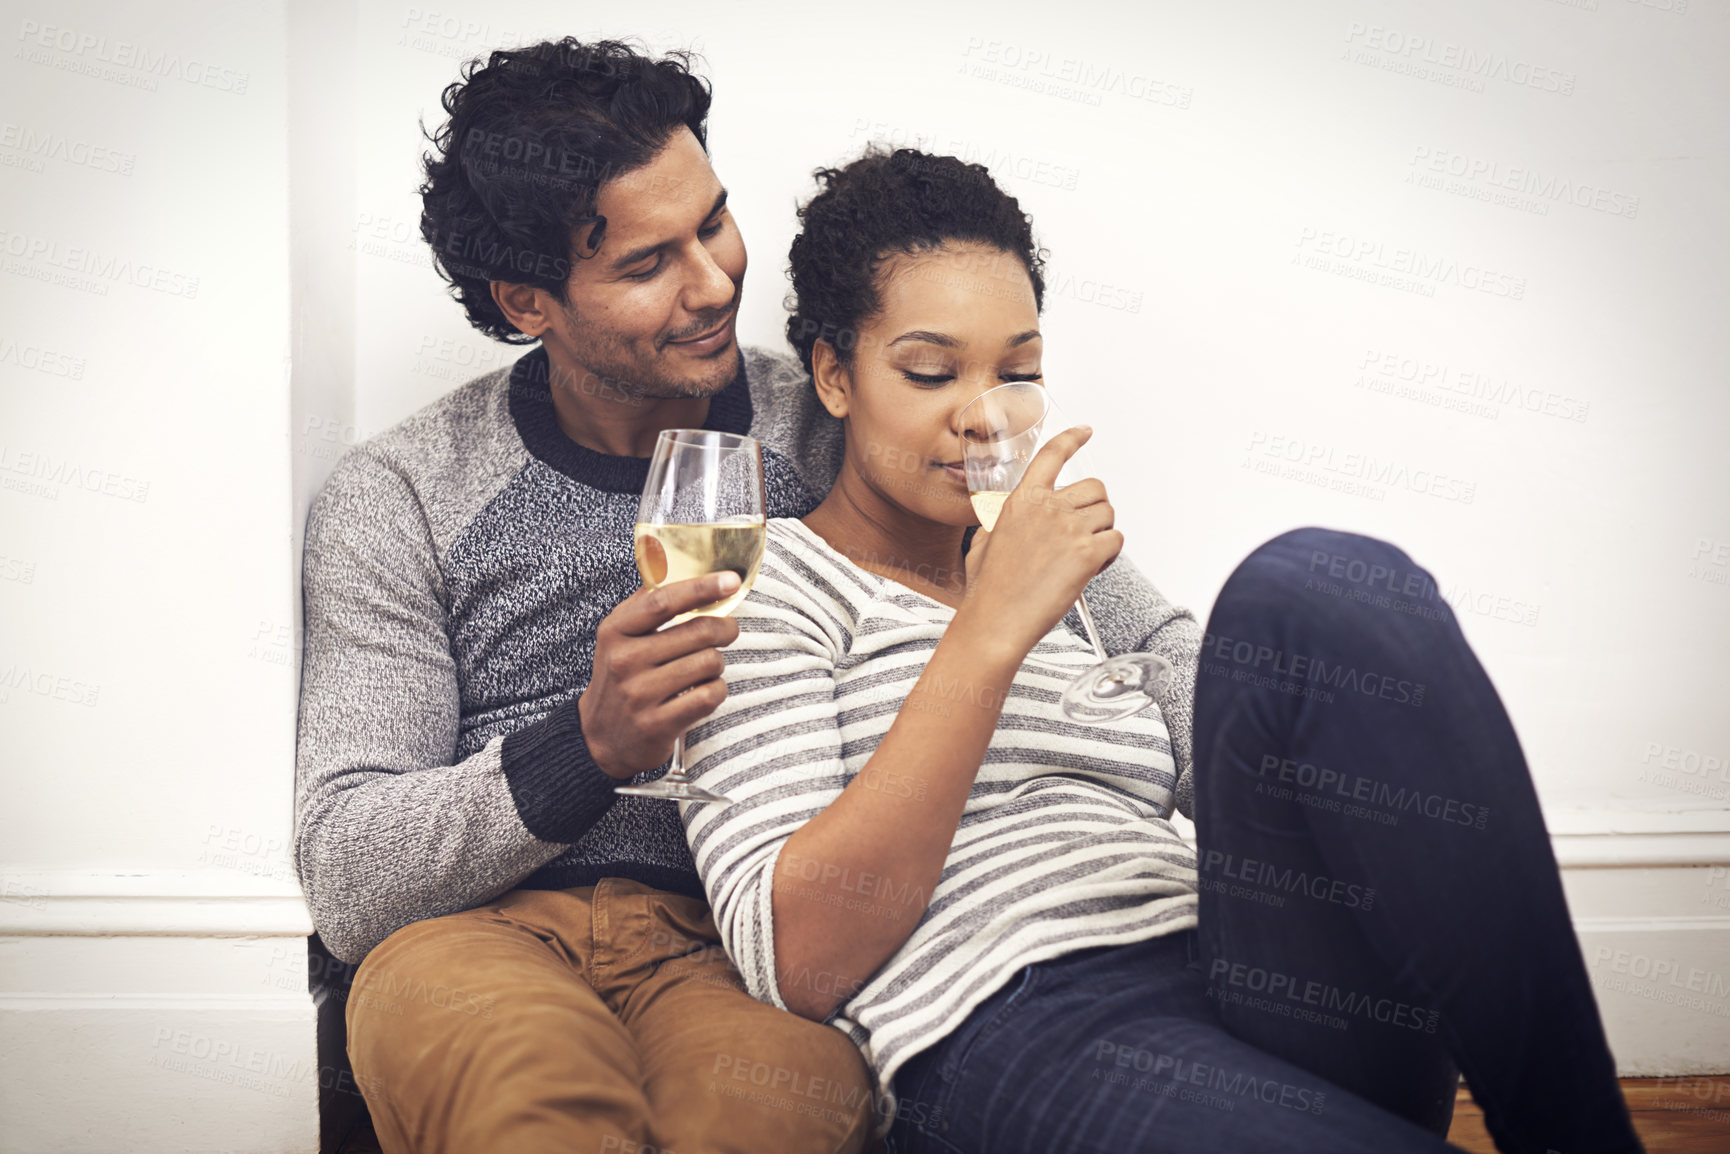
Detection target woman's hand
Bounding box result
[958,426,1123,658]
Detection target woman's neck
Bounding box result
[803,461,970,607]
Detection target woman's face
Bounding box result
[823,242,1043,528]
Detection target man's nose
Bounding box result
[683,241,736,314]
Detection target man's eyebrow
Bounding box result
[606,189,729,273]
[888,330,961,349]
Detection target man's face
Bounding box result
[550,126,746,400]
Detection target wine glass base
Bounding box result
[1061,653,1173,724]
[614,780,732,804]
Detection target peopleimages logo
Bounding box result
[0,228,200,299]
[1407,146,1639,220]
[1343,22,1576,95]
[15,20,250,94]
[1202,629,1427,708]
[1294,228,1526,301]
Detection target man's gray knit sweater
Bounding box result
[294,344,1203,963]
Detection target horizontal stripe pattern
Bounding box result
[682,518,1199,1114]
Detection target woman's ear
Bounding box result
[811,339,851,419]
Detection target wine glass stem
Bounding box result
[1073,594,1109,664]
[662,731,689,785]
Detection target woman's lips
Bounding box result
[937,463,967,484]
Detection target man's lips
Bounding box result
[666,313,734,350]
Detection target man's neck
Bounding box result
[543,346,711,458]
[804,462,969,603]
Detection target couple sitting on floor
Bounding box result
[296,36,1642,1154]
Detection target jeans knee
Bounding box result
[1222,528,1425,609]
[1267,527,1413,582]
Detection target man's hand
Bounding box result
[579,572,744,780]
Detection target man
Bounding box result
[294,36,1200,1154]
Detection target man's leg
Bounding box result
[590,879,879,1154]
[347,887,651,1154]
[1193,528,1640,1152]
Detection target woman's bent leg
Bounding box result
[1193,527,1639,1153]
[886,934,1454,1154]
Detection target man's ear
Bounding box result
[490,281,556,340]
[811,339,851,419]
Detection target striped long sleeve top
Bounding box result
[682,517,1201,1123]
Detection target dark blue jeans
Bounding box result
[886,529,1641,1154]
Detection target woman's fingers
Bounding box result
[1055,478,1109,509]
[1021,425,1093,491]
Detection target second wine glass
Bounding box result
[958,382,1173,724]
[614,428,766,805]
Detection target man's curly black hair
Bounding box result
[419,39,712,343]
[786,149,1046,376]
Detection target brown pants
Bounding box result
[346,879,879,1154]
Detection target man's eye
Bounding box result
[698,215,725,238]
[902,371,954,386]
[626,261,661,281]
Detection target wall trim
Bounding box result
[0,869,313,937]
[5,817,1728,939]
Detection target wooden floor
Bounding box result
[1446,1077,1730,1153]
[336,1077,1730,1152]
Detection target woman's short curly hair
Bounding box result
[786,148,1046,375]
[419,39,712,343]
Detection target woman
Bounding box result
[679,149,1641,1153]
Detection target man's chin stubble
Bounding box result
[630,345,741,401]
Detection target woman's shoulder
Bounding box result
[737,518,880,647]
[759,518,880,604]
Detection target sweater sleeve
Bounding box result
[1074,554,1203,818]
[677,554,854,1012]
[293,446,617,963]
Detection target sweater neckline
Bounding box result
[507,346,755,494]
[775,517,967,617]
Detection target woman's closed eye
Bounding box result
[900,370,1043,387]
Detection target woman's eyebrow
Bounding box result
[888,330,961,349]
[1006,330,1041,347]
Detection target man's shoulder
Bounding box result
[741,344,843,495]
[310,359,529,546]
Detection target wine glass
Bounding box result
[614,429,766,804]
[958,382,1173,724]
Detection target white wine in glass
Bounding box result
[633,521,765,626]
[615,429,766,804]
[959,382,1173,724]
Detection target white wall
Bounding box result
[0,1,317,1151]
[2,0,1726,1149]
[344,0,1730,815]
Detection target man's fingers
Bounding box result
[612,571,743,636]
[1020,425,1093,492]
[655,677,730,731]
[636,614,740,665]
[638,648,729,707]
